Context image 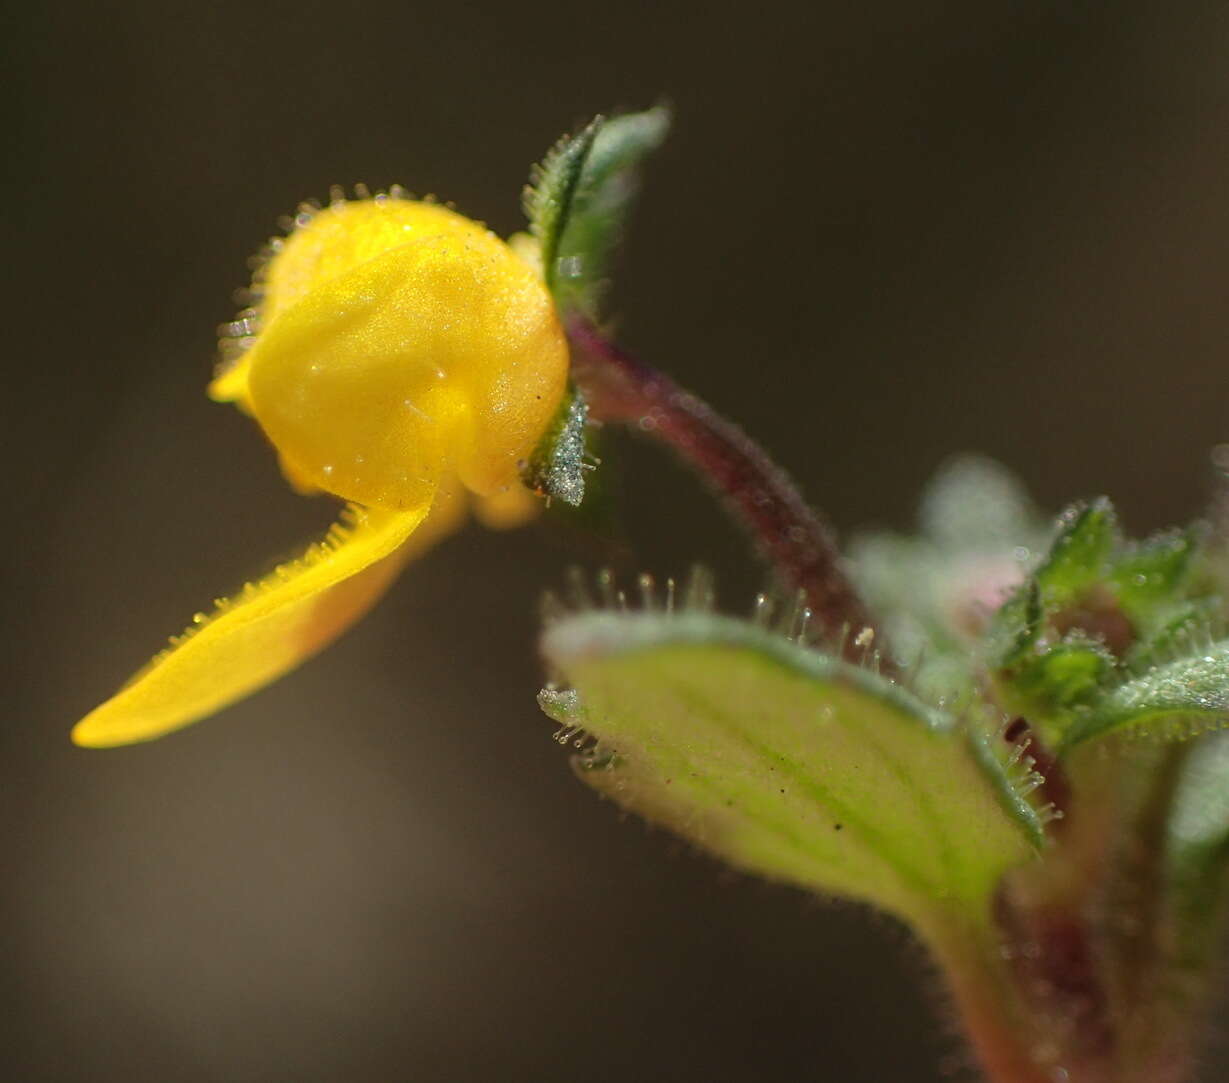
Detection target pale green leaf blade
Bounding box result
[540,612,1044,928]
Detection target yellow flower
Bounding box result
[72,194,569,748]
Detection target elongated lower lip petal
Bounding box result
[72,498,432,748]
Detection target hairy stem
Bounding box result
[567,317,885,666]
[925,920,1059,1083]
[986,746,1202,1083]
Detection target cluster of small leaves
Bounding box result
[986,498,1217,748]
[848,456,1229,753]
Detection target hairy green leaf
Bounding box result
[540,612,1045,930]
[525,107,669,312]
[985,501,1115,669]
[1111,529,1197,622]
[988,499,1135,734]
[1036,498,1118,608]
[989,579,1044,667]
[1011,635,1115,714]
[553,107,669,314]
[1062,639,1229,747]
[1125,599,1221,672]
[524,117,603,294]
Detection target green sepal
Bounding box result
[540,611,1045,930]
[522,383,589,506]
[524,117,603,295]
[524,107,669,313]
[1061,638,1229,748]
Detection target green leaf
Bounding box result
[986,501,1115,668]
[1125,599,1221,672]
[525,107,669,312]
[1036,498,1118,608]
[553,107,669,314]
[1061,638,1229,748]
[540,611,1044,930]
[524,117,603,295]
[988,579,1043,667]
[1007,634,1115,721]
[1111,529,1197,622]
[522,383,589,506]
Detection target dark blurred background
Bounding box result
[9,2,1229,1080]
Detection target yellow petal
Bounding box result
[399,474,469,556]
[472,481,542,530]
[210,201,490,413]
[230,199,567,512]
[260,200,486,324]
[506,230,545,277]
[208,354,254,410]
[277,449,324,496]
[246,236,566,510]
[72,497,434,748]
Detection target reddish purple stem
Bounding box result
[567,317,886,668]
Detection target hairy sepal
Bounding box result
[522,383,589,506]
